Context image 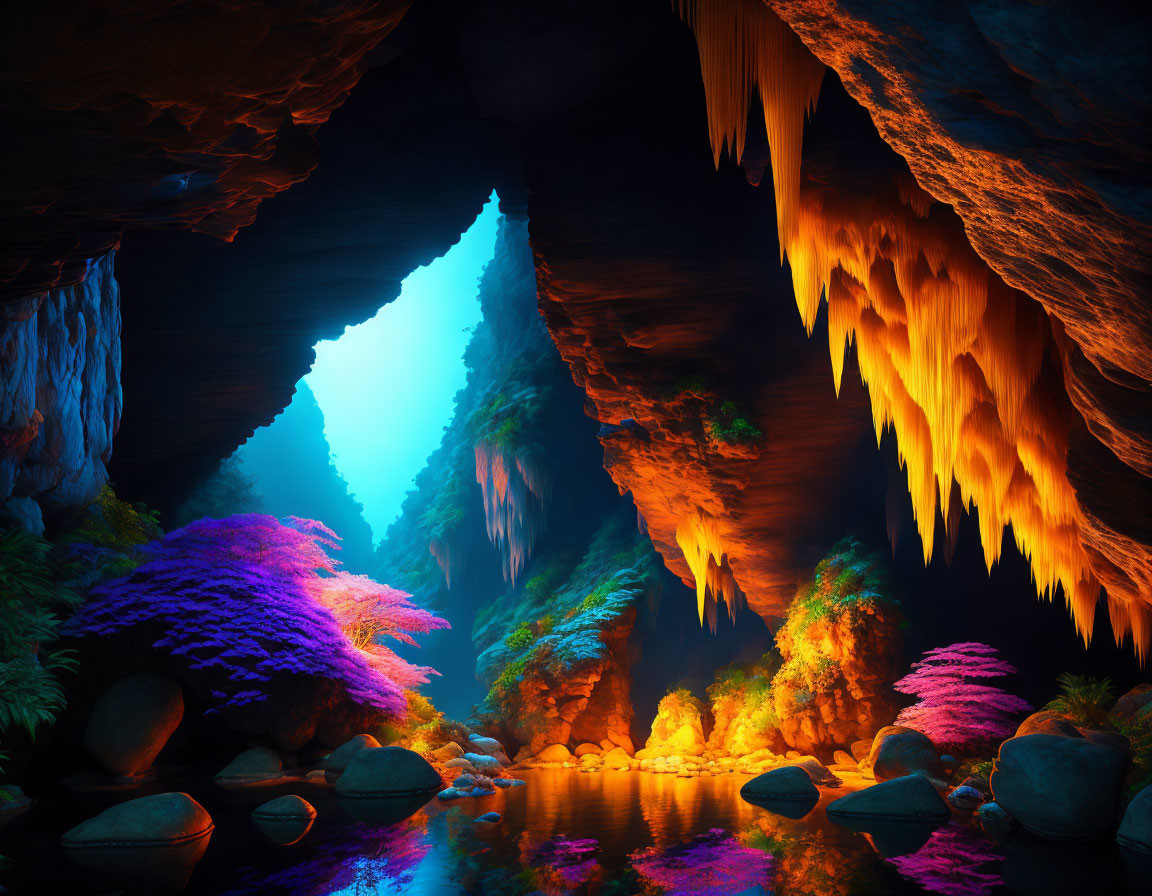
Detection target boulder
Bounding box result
[826,774,950,822]
[467,734,510,765]
[832,750,855,767]
[947,785,985,810]
[990,733,1126,840]
[534,744,573,763]
[574,743,602,757]
[443,757,477,772]
[62,792,213,890]
[1112,685,1152,722]
[863,727,943,782]
[976,801,1015,840]
[741,766,819,802]
[474,811,502,823]
[464,752,503,775]
[850,739,872,762]
[602,746,633,767]
[215,747,283,786]
[1015,711,1083,739]
[431,741,465,761]
[782,756,841,787]
[1081,729,1130,756]
[322,734,381,783]
[84,673,184,777]
[334,746,442,798]
[251,794,316,846]
[1117,784,1152,854]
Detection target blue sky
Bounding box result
[296,192,500,541]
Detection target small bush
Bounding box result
[1044,673,1115,729]
[506,621,536,652]
[707,400,762,444]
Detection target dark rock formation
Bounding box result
[333,746,442,798]
[1118,784,1152,854]
[0,253,120,525]
[827,774,951,822]
[251,795,316,846]
[741,765,820,802]
[864,727,945,784]
[84,672,183,777]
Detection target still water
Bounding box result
[6,768,1147,894]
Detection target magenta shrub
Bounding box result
[64,514,447,718]
[894,642,1031,750]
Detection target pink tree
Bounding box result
[894,642,1031,751]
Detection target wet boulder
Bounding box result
[782,756,841,787]
[862,726,944,782]
[215,747,284,787]
[467,734,510,765]
[827,774,950,822]
[533,744,573,763]
[990,733,1126,840]
[323,734,380,783]
[1117,784,1152,854]
[464,752,503,775]
[62,792,213,890]
[252,794,316,846]
[84,672,184,777]
[334,746,442,798]
[976,801,1015,840]
[741,766,819,802]
[947,785,985,810]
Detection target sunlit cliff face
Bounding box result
[679,0,1150,657]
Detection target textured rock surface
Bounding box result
[1015,711,1084,740]
[827,774,950,822]
[864,727,944,783]
[62,792,213,889]
[84,672,183,777]
[0,253,120,520]
[991,733,1127,840]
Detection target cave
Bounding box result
[1,1,1150,894]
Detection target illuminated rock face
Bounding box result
[0,253,121,524]
[678,0,1152,657]
[0,0,411,301]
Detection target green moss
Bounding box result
[706,400,762,444]
[505,621,536,652]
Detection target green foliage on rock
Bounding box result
[707,400,762,444]
[1043,673,1116,729]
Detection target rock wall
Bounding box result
[0,253,121,530]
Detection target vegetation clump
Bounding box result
[706,400,762,444]
[1043,673,1115,729]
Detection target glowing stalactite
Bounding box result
[675,510,745,628]
[429,529,470,590]
[474,440,553,586]
[680,0,1148,657]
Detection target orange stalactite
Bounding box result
[675,510,744,626]
[680,0,1149,659]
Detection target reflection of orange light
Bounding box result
[680,0,1147,657]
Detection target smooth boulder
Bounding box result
[863,726,943,782]
[467,734,510,765]
[1117,784,1152,854]
[1015,711,1083,739]
[84,672,184,776]
[947,785,985,810]
[334,746,442,798]
[990,733,1126,840]
[1112,685,1152,722]
[215,747,283,786]
[323,734,381,783]
[534,743,573,763]
[827,774,950,822]
[252,794,316,845]
[62,792,213,890]
[741,766,820,802]
[783,756,841,787]
[431,741,465,761]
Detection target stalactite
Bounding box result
[429,528,470,591]
[474,440,553,586]
[680,0,1147,658]
[675,510,745,626]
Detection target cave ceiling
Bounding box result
[0,0,1148,652]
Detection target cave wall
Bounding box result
[0,253,121,531]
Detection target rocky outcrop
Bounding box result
[0,253,120,524]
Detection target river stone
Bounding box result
[990,733,1126,840]
[833,750,855,767]
[575,743,602,757]
[62,792,213,889]
[783,756,841,786]
[334,746,442,798]
[84,672,184,776]
[475,811,501,823]
[467,734,510,765]
[465,752,503,774]
[1117,784,1152,853]
[323,734,381,782]
[534,744,573,763]
[850,739,872,762]
[947,785,985,810]
[215,747,283,786]
[1015,711,1083,739]
[252,794,316,845]
[976,801,1015,839]
[827,774,951,822]
[431,741,465,761]
[741,766,820,802]
[863,727,943,782]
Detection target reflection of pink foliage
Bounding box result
[885,822,1003,896]
[532,836,601,887]
[65,515,448,715]
[894,643,1031,749]
[223,819,430,895]
[631,828,774,896]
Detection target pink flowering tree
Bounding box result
[65,515,448,720]
[893,642,1031,752]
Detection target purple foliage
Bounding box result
[532,836,601,887]
[885,822,1004,896]
[630,828,774,896]
[894,642,1031,749]
[63,514,445,717]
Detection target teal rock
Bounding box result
[863,726,943,782]
[252,794,316,845]
[215,747,284,786]
[323,734,381,783]
[62,792,213,890]
[741,766,820,802]
[475,811,502,823]
[1118,784,1152,854]
[827,774,950,822]
[334,746,442,798]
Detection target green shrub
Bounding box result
[1044,673,1115,728]
[706,400,762,444]
[505,621,536,652]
